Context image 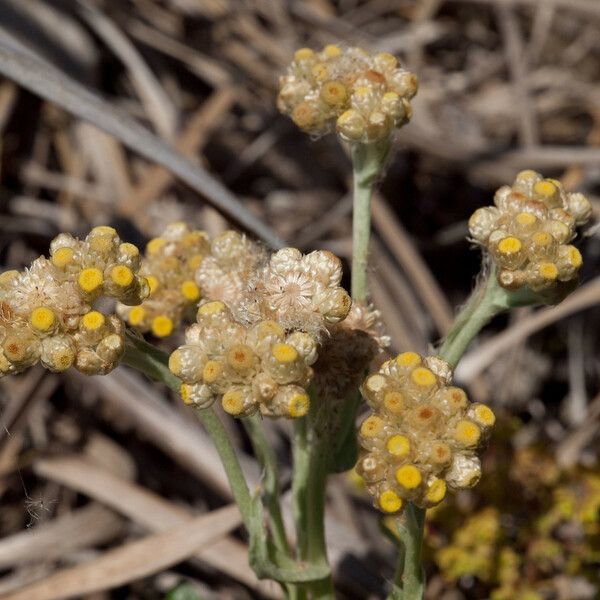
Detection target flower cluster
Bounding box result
[171,245,353,418]
[468,170,592,293]
[278,44,418,142]
[356,352,494,513]
[253,248,351,336]
[195,230,266,323]
[118,222,209,338]
[169,301,316,418]
[0,227,148,376]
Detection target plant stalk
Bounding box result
[242,415,290,556]
[388,270,513,599]
[438,269,509,368]
[350,139,389,301]
[121,334,255,526]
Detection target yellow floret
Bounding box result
[3,336,28,361]
[146,275,160,295]
[336,109,365,140]
[111,265,134,287]
[198,301,225,315]
[271,343,298,364]
[539,262,558,280]
[152,315,174,338]
[446,387,468,410]
[516,212,537,226]
[383,391,404,414]
[128,306,146,326]
[0,270,18,284]
[321,81,347,105]
[411,367,437,387]
[119,242,139,257]
[146,238,166,254]
[375,52,398,69]
[30,307,55,332]
[78,268,104,293]
[51,347,75,371]
[534,180,557,198]
[289,394,310,418]
[256,320,285,338]
[183,231,207,247]
[426,479,447,504]
[82,310,105,331]
[497,237,522,255]
[180,383,193,405]
[188,254,204,270]
[222,389,245,415]
[386,434,410,458]
[379,490,403,513]
[294,48,314,61]
[181,280,201,302]
[51,247,74,268]
[89,236,113,254]
[473,404,496,427]
[516,169,538,180]
[360,415,384,437]
[567,246,583,268]
[322,44,341,58]
[395,464,422,489]
[292,103,314,129]
[396,351,421,368]
[227,344,255,370]
[203,360,222,383]
[168,350,182,376]
[454,420,482,446]
[311,63,329,81]
[431,442,452,465]
[532,232,553,248]
[91,225,117,236]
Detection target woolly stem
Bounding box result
[291,389,334,598]
[388,270,514,599]
[122,334,254,527]
[438,268,512,368]
[242,415,290,556]
[390,504,426,599]
[351,139,389,301]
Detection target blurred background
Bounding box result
[0,1,599,599]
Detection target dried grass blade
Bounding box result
[0,40,283,248]
[1,505,241,600]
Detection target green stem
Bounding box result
[304,439,334,598]
[350,139,390,301]
[388,270,514,600]
[122,334,332,588]
[390,504,425,599]
[242,415,290,555]
[292,417,309,559]
[122,334,254,526]
[291,388,334,598]
[438,268,511,368]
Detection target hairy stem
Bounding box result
[122,334,255,526]
[351,139,389,301]
[388,270,513,599]
[242,415,290,555]
[291,389,334,598]
[292,417,309,559]
[438,269,509,368]
[390,504,425,599]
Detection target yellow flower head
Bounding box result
[278,44,417,142]
[357,352,492,513]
